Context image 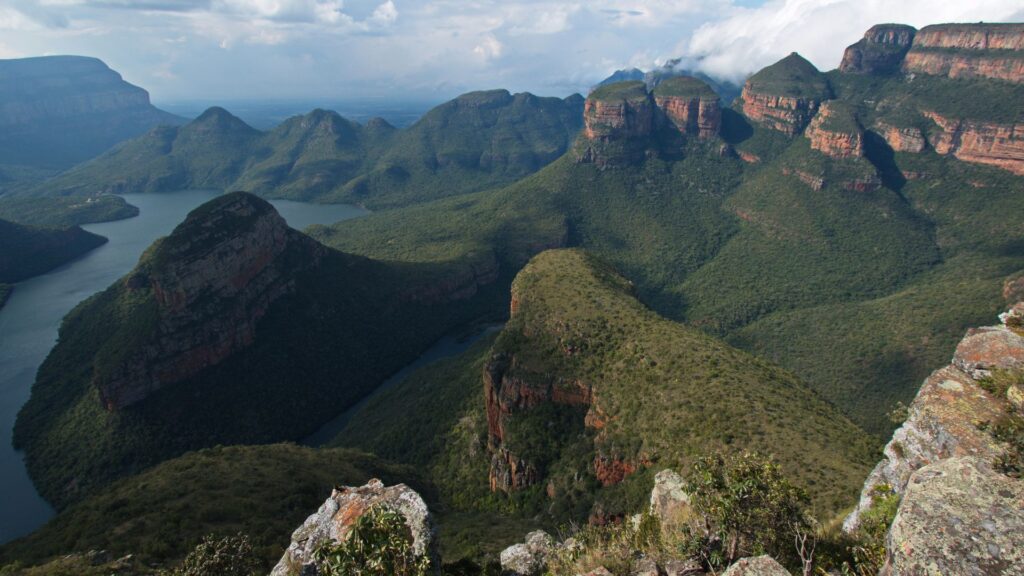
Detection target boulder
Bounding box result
[663,558,705,575]
[721,555,789,576]
[584,568,614,576]
[649,469,691,527]
[885,457,1024,575]
[631,556,661,575]
[844,304,1021,532]
[500,530,555,576]
[270,479,436,576]
[953,323,1024,379]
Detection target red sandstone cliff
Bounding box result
[902,23,1024,84]
[840,24,917,75]
[804,101,864,159]
[923,110,1024,175]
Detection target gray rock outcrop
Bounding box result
[720,555,789,576]
[884,457,1024,575]
[499,530,555,576]
[271,479,436,576]
[843,304,1023,532]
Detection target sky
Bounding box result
[1,0,1023,103]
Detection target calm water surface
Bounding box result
[0,191,368,543]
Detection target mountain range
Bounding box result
[1,19,1024,576]
[0,56,183,181]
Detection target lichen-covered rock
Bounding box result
[584,568,614,576]
[840,24,917,75]
[649,469,690,526]
[843,365,1004,532]
[500,530,555,576]
[270,479,436,576]
[630,557,660,576]
[663,558,705,575]
[844,305,1021,532]
[721,555,789,576]
[885,457,1024,576]
[952,323,1024,378]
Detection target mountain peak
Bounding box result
[100,191,324,410]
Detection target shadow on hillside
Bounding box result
[864,130,906,192]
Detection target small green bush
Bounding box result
[681,452,810,570]
[315,505,431,576]
[164,533,262,576]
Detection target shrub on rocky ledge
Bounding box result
[315,505,432,576]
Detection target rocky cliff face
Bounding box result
[874,121,927,153]
[902,23,1024,84]
[804,101,864,158]
[739,92,821,136]
[739,53,830,135]
[0,55,182,168]
[483,349,596,492]
[652,76,722,139]
[96,192,325,410]
[840,24,917,75]
[576,81,655,168]
[844,304,1024,532]
[883,456,1024,575]
[271,479,437,576]
[921,110,1024,175]
[655,95,721,139]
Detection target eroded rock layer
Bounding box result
[903,23,1024,84]
[804,101,864,158]
[840,24,917,75]
[922,110,1024,175]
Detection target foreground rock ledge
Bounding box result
[885,457,1024,576]
[271,479,437,576]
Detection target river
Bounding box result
[0,191,368,544]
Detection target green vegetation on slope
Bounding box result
[32,90,583,210]
[0,445,424,570]
[13,195,507,509]
[336,250,876,532]
[744,53,832,99]
[0,195,138,228]
[652,76,719,99]
[313,60,1024,436]
[0,219,107,284]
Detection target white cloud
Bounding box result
[3,0,1023,101]
[683,0,1024,81]
[473,34,504,62]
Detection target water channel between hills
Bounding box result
[0,191,368,543]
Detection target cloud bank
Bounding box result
[682,0,1024,81]
[0,0,1022,101]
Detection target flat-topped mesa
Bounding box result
[96,192,326,410]
[651,76,721,139]
[839,24,917,75]
[740,53,831,135]
[902,23,1024,84]
[575,81,654,167]
[804,101,864,158]
[843,302,1024,533]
